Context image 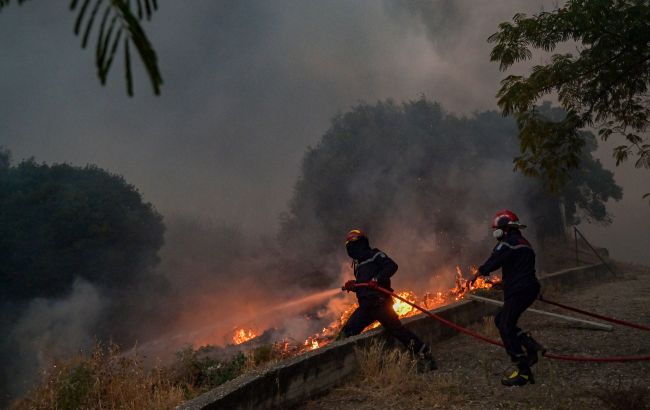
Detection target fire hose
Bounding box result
[350,283,650,363]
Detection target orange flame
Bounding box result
[232,327,257,345]
[392,291,418,317]
[229,265,500,355]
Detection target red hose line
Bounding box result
[538,295,650,332]
[351,283,650,363]
[366,284,503,348]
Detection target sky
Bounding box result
[0,0,648,264]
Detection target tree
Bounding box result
[0,0,162,96]
[488,0,650,194]
[531,102,623,225]
[0,153,165,302]
[279,98,622,281]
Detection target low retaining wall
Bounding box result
[180,262,613,410]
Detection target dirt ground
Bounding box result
[299,263,650,410]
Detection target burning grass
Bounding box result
[231,327,258,345]
[269,266,500,357]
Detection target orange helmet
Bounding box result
[345,229,367,245]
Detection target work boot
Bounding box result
[415,345,437,372]
[519,332,546,366]
[501,360,534,387]
[416,352,438,372]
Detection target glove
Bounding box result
[366,279,379,289]
[342,280,357,292]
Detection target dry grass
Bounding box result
[10,341,295,410]
[11,342,186,410]
[468,316,500,340]
[304,341,462,409]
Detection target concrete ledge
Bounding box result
[180,263,613,410]
[538,263,611,291]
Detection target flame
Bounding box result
[450,265,501,300]
[304,338,320,350]
[232,327,258,345]
[227,265,500,355]
[392,291,418,317]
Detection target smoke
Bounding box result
[0,0,559,234]
[4,280,106,397]
[275,100,555,301]
[0,0,647,403]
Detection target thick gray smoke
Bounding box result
[0,0,550,234]
[0,0,648,403]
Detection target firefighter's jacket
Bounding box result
[353,248,397,306]
[478,229,539,298]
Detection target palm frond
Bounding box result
[70,0,162,96]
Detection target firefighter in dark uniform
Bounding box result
[472,210,545,386]
[339,229,436,371]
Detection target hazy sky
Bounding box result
[1,0,648,263]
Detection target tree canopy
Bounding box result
[0,0,162,96]
[489,0,650,193]
[0,150,165,302]
[279,98,622,280]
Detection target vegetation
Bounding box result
[489,0,650,192]
[10,341,296,409]
[303,341,462,409]
[0,149,165,302]
[532,103,623,225]
[0,0,162,96]
[280,98,621,278]
[172,347,247,393]
[11,342,185,410]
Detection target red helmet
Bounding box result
[345,229,367,245]
[491,209,526,229]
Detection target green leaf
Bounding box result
[81,0,103,48]
[144,0,151,20]
[124,37,133,96]
[114,1,162,94]
[490,0,650,195]
[100,28,122,82]
[74,0,92,35]
[98,15,118,83]
[95,6,111,70]
[67,0,162,96]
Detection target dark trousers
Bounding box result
[341,299,426,354]
[495,284,540,362]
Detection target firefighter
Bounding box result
[471,210,545,386]
[340,229,437,371]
